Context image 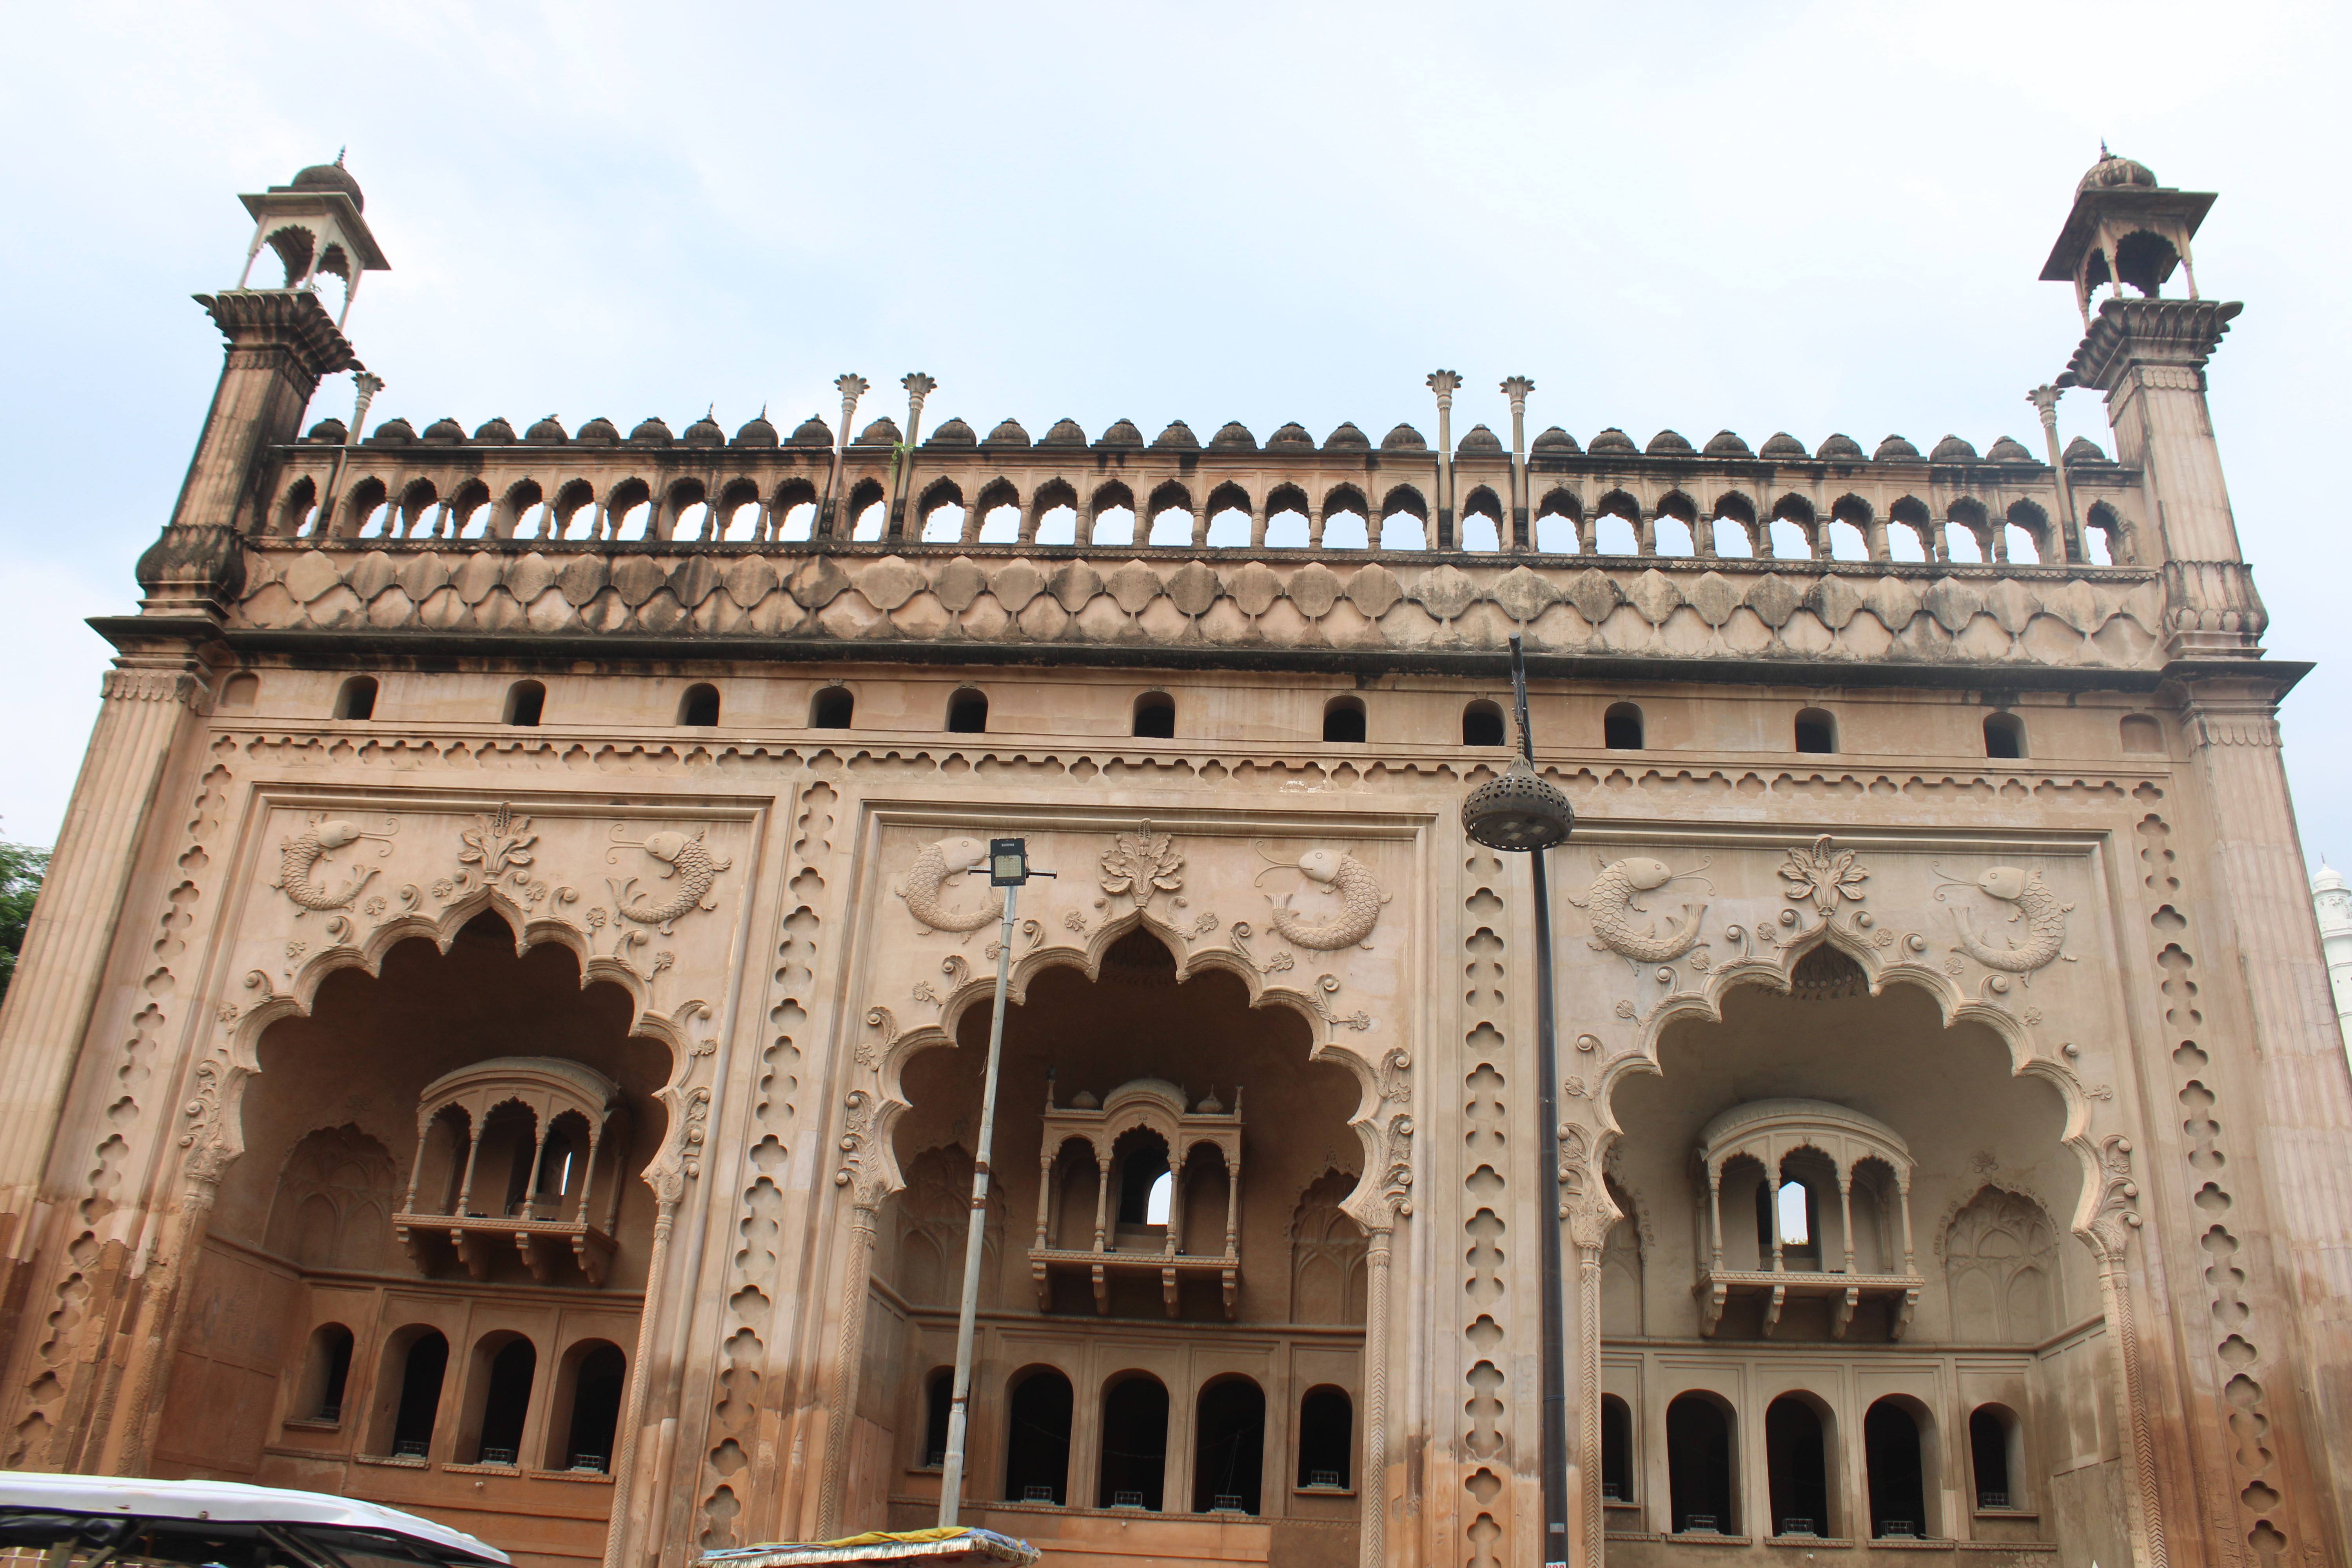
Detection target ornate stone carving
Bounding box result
[1935,862,2076,979]
[2083,1134,2143,1262]
[1099,824,1184,911]
[271,813,396,914]
[1779,835,1869,919]
[605,824,733,935]
[456,802,537,888]
[1253,843,1390,951]
[896,836,995,935]
[1228,921,1295,977]
[1569,854,1711,965]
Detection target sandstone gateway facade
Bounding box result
[2,153,2347,1568]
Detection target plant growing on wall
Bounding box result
[0,841,49,1004]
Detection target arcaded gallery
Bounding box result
[0,149,2348,1568]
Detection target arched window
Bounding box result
[1098,1374,1169,1510]
[1604,702,1644,750]
[1794,708,1836,754]
[809,686,854,729]
[1766,1394,1833,1538]
[2120,713,2162,755]
[334,675,377,721]
[1003,1367,1073,1504]
[1297,1387,1352,1490]
[1865,1398,1931,1539]
[545,1341,626,1472]
[221,672,260,711]
[1133,693,1176,739]
[1115,1137,1169,1226]
[946,688,989,733]
[1192,1377,1265,1514]
[464,1334,537,1465]
[1323,695,1366,743]
[1599,1395,1633,1503]
[677,683,720,727]
[923,1367,953,1468]
[381,1328,448,1459]
[1984,712,2025,759]
[1666,1392,1735,1535]
[1755,1173,1821,1268]
[294,1323,354,1423]
[1462,700,1506,747]
[1969,1405,2020,1509]
[503,679,545,727]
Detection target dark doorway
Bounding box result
[1116,1139,1170,1225]
[1970,1406,2014,1508]
[471,1337,537,1463]
[304,1324,354,1421]
[1133,693,1176,739]
[1866,1399,1928,1538]
[1002,1369,1073,1504]
[925,1368,953,1468]
[1766,1394,1830,1537]
[390,1330,448,1457]
[1098,1375,1169,1510]
[561,1344,626,1471]
[1322,696,1366,743]
[1296,1387,1352,1490]
[1604,702,1645,750]
[1599,1395,1633,1503]
[1666,1392,1735,1534]
[1192,1377,1265,1514]
[1462,701,1506,747]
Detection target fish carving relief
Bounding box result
[897,836,996,936]
[272,814,397,915]
[1568,855,1711,967]
[1934,863,2076,980]
[1252,843,1390,951]
[605,825,734,935]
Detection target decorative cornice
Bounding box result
[2060,297,2241,397]
[195,289,363,381]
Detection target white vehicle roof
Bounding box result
[0,1474,508,1566]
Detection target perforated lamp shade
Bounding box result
[1461,756,1575,853]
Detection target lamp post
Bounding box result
[1459,635,1577,1566]
[937,838,1053,1527]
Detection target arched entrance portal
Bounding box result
[881,927,1366,1559]
[156,913,669,1568]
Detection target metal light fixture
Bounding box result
[1461,633,1575,1568]
[988,837,1030,886]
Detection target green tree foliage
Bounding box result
[0,843,49,1005]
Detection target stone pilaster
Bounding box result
[2062,297,2252,657]
[172,290,360,537]
[2176,670,2352,1556]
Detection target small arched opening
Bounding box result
[1133,692,1176,739]
[1984,711,2025,759]
[462,1333,537,1465]
[946,688,989,734]
[2120,713,2163,755]
[1865,1397,1933,1539]
[1599,1394,1633,1503]
[1765,1392,1835,1538]
[1098,1374,1169,1510]
[923,1367,954,1468]
[1003,1367,1073,1504]
[1462,700,1506,748]
[1969,1403,2022,1510]
[1666,1391,1737,1535]
[1604,702,1644,751]
[1794,708,1836,754]
[1323,695,1367,744]
[1192,1376,1266,1514]
[1297,1386,1352,1490]
[545,1341,626,1472]
[677,683,721,728]
[503,679,546,728]
[334,676,377,721]
[809,686,854,730]
[374,1327,448,1459]
[220,672,260,711]
[293,1323,354,1423]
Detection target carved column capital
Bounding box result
[1499,375,1535,405]
[1425,368,1461,403]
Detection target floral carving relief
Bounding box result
[1099,824,1184,911]
[1780,835,1869,918]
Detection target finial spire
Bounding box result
[335,145,347,166]
[2098,138,2110,160]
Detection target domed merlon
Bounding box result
[1646,430,1694,456]
[788,416,833,448]
[1873,435,1921,461]
[1095,419,1143,449]
[681,414,725,448]
[287,157,364,212]
[629,416,675,446]
[1038,419,1088,448]
[2064,435,2112,464]
[925,417,976,448]
[1704,430,1751,457]
[1267,423,1314,450]
[1588,428,1638,455]
[1817,433,1865,461]
[1985,436,2036,463]
[1458,425,1504,454]
[1929,435,1979,462]
[421,417,465,444]
[1209,422,1258,451]
[1381,424,1428,452]
[1760,432,1808,459]
[526,416,569,443]
[732,414,778,448]
[984,419,1031,448]
[365,417,416,446]
[1530,426,1579,455]
[303,417,347,444]
[853,416,902,446]
[1151,420,1201,451]
[472,417,516,444]
[575,417,620,445]
[1323,423,1371,451]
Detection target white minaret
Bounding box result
[2313,862,2352,1070]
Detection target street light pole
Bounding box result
[1460,634,1576,1566]
[937,839,1051,1528]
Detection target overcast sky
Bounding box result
[4,1,2347,864]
